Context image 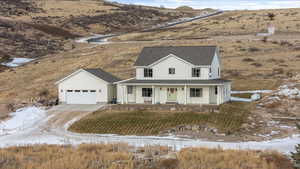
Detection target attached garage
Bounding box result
[66,90,97,104]
[56,68,120,104]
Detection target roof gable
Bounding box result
[148,54,194,67]
[55,68,120,85]
[134,46,217,66]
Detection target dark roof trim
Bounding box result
[119,79,231,85]
[84,68,121,83]
[134,46,217,66]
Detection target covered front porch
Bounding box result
[118,84,229,105]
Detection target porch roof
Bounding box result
[118,79,231,85]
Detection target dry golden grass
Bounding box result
[114,8,300,41]
[0,36,299,104]
[0,144,293,169]
[14,0,117,20]
[178,147,293,169]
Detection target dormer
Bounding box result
[134,46,221,80]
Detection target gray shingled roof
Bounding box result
[134,46,217,66]
[120,79,231,84]
[84,68,121,83]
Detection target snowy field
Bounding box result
[0,106,299,155]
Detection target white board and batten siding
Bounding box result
[118,85,230,105]
[58,70,115,104]
[135,53,220,80]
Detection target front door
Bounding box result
[167,88,177,102]
[209,86,218,104]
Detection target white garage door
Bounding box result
[66,90,97,104]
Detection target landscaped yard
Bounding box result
[69,102,251,135]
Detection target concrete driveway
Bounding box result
[48,104,105,113]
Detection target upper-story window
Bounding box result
[169,68,175,75]
[192,68,201,77]
[218,67,220,77]
[144,68,153,77]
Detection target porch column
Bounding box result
[121,85,125,104]
[184,85,187,105]
[152,85,155,104]
[125,85,128,104]
[217,86,220,105]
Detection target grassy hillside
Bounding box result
[0,32,297,104]
[0,0,200,67]
[114,8,300,41]
[0,144,293,169]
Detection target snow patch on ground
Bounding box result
[231,90,273,94]
[75,34,103,43]
[75,34,114,44]
[230,97,252,102]
[0,107,45,136]
[0,105,299,154]
[276,84,300,98]
[1,58,35,67]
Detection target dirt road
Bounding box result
[0,104,299,155]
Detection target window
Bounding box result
[144,68,153,77]
[190,88,203,97]
[90,90,96,93]
[218,68,220,76]
[82,90,88,93]
[127,86,133,94]
[169,68,175,74]
[142,88,152,97]
[67,90,73,92]
[75,90,81,93]
[215,86,218,95]
[192,68,201,77]
[61,89,63,93]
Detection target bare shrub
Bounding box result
[262,36,268,43]
[248,47,260,52]
[273,68,284,74]
[280,41,293,46]
[6,103,14,111]
[226,70,240,77]
[38,89,49,97]
[268,13,276,20]
[293,47,300,51]
[251,62,263,67]
[157,158,179,169]
[242,58,255,62]
[264,101,281,108]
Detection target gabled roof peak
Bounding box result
[134,46,218,66]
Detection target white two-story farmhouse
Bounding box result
[56,46,231,105]
[116,46,231,105]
